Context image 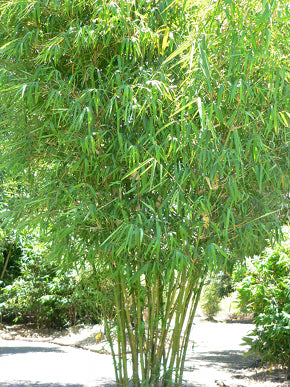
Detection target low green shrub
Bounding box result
[236,226,290,371]
[0,232,115,328]
[215,271,234,298]
[200,278,222,319]
[0,238,76,328]
[200,271,235,319]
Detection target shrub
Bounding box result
[200,271,234,319]
[0,233,114,328]
[215,271,234,298]
[237,227,290,371]
[200,278,222,319]
[0,238,76,328]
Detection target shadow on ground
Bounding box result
[0,382,117,387]
[0,346,64,356]
[184,349,253,372]
[235,367,289,385]
[0,383,84,387]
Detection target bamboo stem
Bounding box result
[136,288,146,381]
[177,277,205,385]
[120,279,140,386]
[151,272,162,382]
[98,296,119,384]
[161,276,185,385]
[114,275,129,385]
[174,278,195,384]
[1,245,12,280]
[148,279,157,383]
[166,268,187,382]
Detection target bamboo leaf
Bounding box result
[161,28,170,55]
[122,158,154,180]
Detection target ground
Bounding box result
[0,315,288,387]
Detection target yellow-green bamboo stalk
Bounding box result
[177,277,205,385]
[166,268,188,382]
[174,280,195,383]
[147,280,157,383]
[114,276,129,385]
[145,276,160,384]
[161,281,184,385]
[158,272,185,385]
[157,281,179,380]
[98,295,119,384]
[151,272,163,382]
[120,279,139,386]
[136,288,146,381]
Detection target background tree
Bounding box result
[0,0,289,385]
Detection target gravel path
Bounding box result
[0,319,288,386]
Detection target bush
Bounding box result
[200,278,222,319]
[200,271,234,319]
[0,233,114,328]
[215,271,234,298]
[237,226,290,371]
[0,236,75,327]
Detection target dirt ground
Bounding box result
[0,317,288,387]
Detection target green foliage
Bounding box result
[0,169,28,283]
[0,0,289,385]
[200,272,234,319]
[0,232,112,328]
[0,235,22,285]
[237,226,290,368]
[1,267,76,328]
[200,278,222,319]
[215,271,234,299]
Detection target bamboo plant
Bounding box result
[0,0,289,385]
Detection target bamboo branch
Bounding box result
[1,245,12,280]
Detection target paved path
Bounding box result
[0,339,116,386]
[2,320,286,387]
